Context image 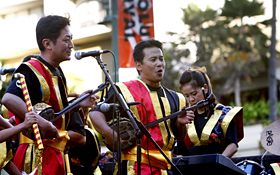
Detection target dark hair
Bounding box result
[36,15,71,51]
[22,55,39,62]
[179,67,213,98]
[180,67,215,114]
[133,39,163,64]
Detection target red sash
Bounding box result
[13,59,65,174]
[122,80,178,174]
[123,80,166,149]
[26,59,64,128]
[233,108,244,142]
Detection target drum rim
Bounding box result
[236,159,262,168]
[69,127,100,170]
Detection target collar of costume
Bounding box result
[186,104,243,146]
[270,163,280,174]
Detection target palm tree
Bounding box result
[220,0,266,106]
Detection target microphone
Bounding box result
[0,68,16,75]
[100,102,141,112]
[75,50,110,60]
[196,93,216,106]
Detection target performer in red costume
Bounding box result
[2,15,99,175]
[89,39,194,175]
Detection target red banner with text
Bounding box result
[118,0,154,68]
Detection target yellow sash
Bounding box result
[188,104,240,146]
[188,109,222,146]
[0,142,13,169]
[19,130,70,152]
[116,82,140,120]
[271,163,280,175]
[122,145,172,170]
[221,107,242,138]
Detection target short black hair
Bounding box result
[36,15,71,51]
[133,39,163,64]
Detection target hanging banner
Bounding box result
[118,0,154,68]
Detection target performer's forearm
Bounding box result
[89,111,120,149]
[4,161,21,175]
[0,117,13,130]
[2,93,28,120]
[0,122,25,142]
[175,122,187,141]
[222,143,238,158]
[89,111,110,137]
[67,130,86,147]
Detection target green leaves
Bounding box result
[221,0,264,18]
[181,3,217,28]
[242,100,280,125]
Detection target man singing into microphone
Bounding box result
[89,39,194,175]
[2,15,99,175]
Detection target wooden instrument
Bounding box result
[105,93,216,151]
[14,73,43,150]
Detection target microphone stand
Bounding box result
[115,105,122,175]
[52,82,109,122]
[260,151,268,175]
[94,55,182,175]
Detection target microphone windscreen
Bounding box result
[75,52,82,60]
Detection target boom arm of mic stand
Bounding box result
[94,55,183,175]
[52,82,109,122]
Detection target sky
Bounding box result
[153,0,226,41]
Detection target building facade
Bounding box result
[0,0,113,93]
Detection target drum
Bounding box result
[22,103,55,140]
[69,127,101,175]
[236,160,262,175]
[105,118,137,151]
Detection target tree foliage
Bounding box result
[162,0,270,103]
